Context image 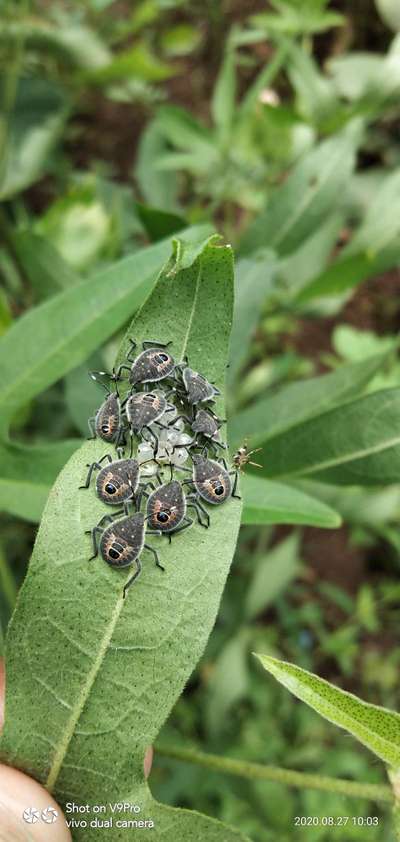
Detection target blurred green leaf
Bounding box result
[161,24,202,56]
[135,119,180,210]
[84,43,175,84]
[300,169,400,300]
[228,251,276,386]
[229,353,388,451]
[36,187,111,271]
[278,212,343,296]
[0,18,111,70]
[242,475,341,528]
[0,224,212,436]
[0,439,79,521]
[0,289,12,336]
[239,126,360,256]
[245,534,301,619]
[10,231,79,300]
[0,78,68,200]
[212,39,236,143]
[135,202,186,241]
[259,387,400,486]
[251,1,343,36]
[207,630,250,735]
[257,654,400,767]
[64,353,104,438]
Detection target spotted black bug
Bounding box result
[179,366,220,405]
[79,451,142,506]
[113,339,175,387]
[87,374,125,445]
[190,408,227,455]
[123,391,174,456]
[146,478,208,542]
[183,454,240,506]
[233,442,263,471]
[88,510,164,598]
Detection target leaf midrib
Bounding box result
[282,431,400,478]
[272,142,344,248]
[44,257,203,793]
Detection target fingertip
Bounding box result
[0,764,72,841]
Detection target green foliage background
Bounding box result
[1,1,400,840]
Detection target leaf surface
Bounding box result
[228,353,387,451]
[0,439,80,522]
[257,654,400,768]
[241,475,341,528]
[257,387,400,486]
[0,237,247,842]
[0,224,211,436]
[239,127,359,256]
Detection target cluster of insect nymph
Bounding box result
[81,339,262,599]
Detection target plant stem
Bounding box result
[156,744,393,805]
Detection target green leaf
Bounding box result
[245,534,301,619]
[135,118,180,210]
[10,230,79,301]
[0,439,79,522]
[161,23,202,57]
[258,387,400,486]
[228,251,276,387]
[0,18,111,71]
[83,43,175,84]
[211,39,236,142]
[299,169,400,300]
[256,654,400,768]
[206,630,250,735]
[278,212,344,296]
[135,202,186,242]
[0,237,247,842]
[241,475,341,528]
[0,78,68,200]
[239,126,360,256]
[229,353,388,451]
[0,224,211,436]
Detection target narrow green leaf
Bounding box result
[245,534,300,619]
[260,387,400,486]
[229,353,387,451]
[206,630,249,734]
[299,169,400,300]
[242,475,341,528]
[228,251,276,386]
[239,126,360,256]
[0,238,246,842]
[0,224,211,436]
[256,654,400,768]
[0,78,68,200]
[135,118,180,210]
[0,439,79,522]
[211,40,236,141]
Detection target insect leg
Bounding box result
[187,496,210,528]
[123,558,142,599]
[79,460,106,490]
[144,544,165,572]
[113,364,132,381]
[87,417,96,439]
[229,470,241,499]
[142,340,173,350]
[88,526,104,561]
[126,339,137,362]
